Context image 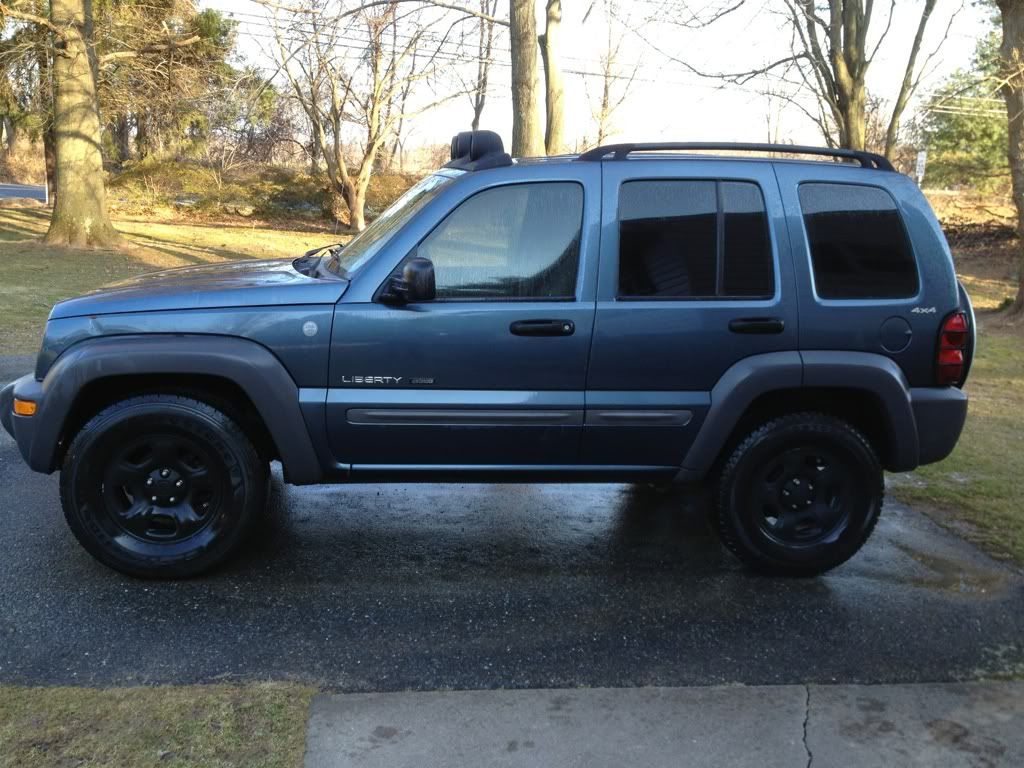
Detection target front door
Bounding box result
[326,170,601,470]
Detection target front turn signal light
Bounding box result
[13,399,37,417]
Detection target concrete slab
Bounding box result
[807,682,1024,768]
[306,683,1024,768]
[305,685,809,768]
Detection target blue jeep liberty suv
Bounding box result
[1,131,974,579]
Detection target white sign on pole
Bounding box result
[915,150,928,185]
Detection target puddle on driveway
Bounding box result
[892,544,1011,598]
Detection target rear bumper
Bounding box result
[909,386,968,467]
[1,374,48,472]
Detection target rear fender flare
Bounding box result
[677,350,918,481]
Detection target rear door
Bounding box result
[583,159,798,467]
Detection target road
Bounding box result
[1,357,1022,689]
[0,182,46,202]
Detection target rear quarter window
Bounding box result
[798,182,919,300]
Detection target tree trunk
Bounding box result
[509,0,544,157]
[36,33,56,202]
[110,114,132,167]
[836,78,866,151]
[538,0,564,156]
[471,1,494,131]
[45,0,122,248]
[999,0,1024,313]
[884,0,937,160]
[340,174,366,232]
[0,115,13,154]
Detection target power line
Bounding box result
[227,18,816,98]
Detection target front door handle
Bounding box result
[729,317,785,334]
[510,319,575,337]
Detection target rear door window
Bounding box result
[618,180,774,299]
[798,182,919,300]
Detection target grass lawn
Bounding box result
[0,206,344,354]
[0,682,314,768]
[891,326,1024,564]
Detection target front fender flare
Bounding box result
[24,335,323,484]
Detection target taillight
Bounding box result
[936,311,969,387]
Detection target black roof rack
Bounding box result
[576,142,895,171]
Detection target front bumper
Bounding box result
[0,380,15,438]
[1,374,48,471]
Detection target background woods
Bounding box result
[0,0,1021,312]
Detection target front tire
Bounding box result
[715,412,882,576]
[60,395,267,578]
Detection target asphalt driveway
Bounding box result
[1,358,1022,689]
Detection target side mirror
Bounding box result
[383,257,436,304]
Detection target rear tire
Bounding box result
[60,395,267,578]
[715,412,882,577]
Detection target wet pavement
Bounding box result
[2,414,1023,688]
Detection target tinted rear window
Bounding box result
[799,183,918,300]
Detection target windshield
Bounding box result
[328,171,462,276]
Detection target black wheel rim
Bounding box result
[752,446,853,547]
[99,433,228,545]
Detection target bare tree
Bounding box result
[650,1,955,157]
[538,0,564,154]
[584,0,639,147]
[510,0,543,156]
[0,0,201,247]
[269,0,465,230]
[998,0,1024,313]
[469,0,497,130]
[257,0,562,158]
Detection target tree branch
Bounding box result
[0,1,66,38]
[98,35,201,65]
[253,0,509,27]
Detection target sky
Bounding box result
[201,0,992,153]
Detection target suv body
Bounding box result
[1,133,973,578]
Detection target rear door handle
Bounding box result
[510,319,575,337]
[729,317,785,334]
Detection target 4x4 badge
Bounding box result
[910,306,936,314]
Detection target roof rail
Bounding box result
[576,142,895,171]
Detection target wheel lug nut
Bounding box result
[175,479,184,488]
[146,478,153,486]
[169,497,176,503]
[160,469,170,478]
[151,496,158,502]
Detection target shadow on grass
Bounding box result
[124,229,263,264]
